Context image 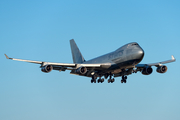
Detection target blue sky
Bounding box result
[1,0,180,120]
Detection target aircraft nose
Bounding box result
[138,48,144,60]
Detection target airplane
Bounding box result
[5,39,176,83]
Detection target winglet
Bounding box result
[172,55,175,61]
[4,54,12,59]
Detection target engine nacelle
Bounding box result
[75,66,87,74]
[156,65,167,73]
[41,65,53,73]
[142,67,153,75]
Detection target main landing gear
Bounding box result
[91,75,104,83]
[121,75,127,83]
[91,73,115,83]
[108,73,115,83]
[98,78,104,83]
[91,75,97,83]
[91,73,127,83]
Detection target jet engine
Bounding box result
[156,65,167,73]
[142,67,153,75]
[75,66,87,74]
[41,65,53,73]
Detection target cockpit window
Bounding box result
[132,43,138,46]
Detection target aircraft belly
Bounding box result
[111,59,141,70]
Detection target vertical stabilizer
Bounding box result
[70,39,85,63]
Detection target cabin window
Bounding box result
[108,54,112,59]
[119,51,123,56]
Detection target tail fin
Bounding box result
[70,39,86,63]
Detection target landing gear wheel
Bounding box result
[91,79,94,83]
[121,75,127,83]
[111,78,115,83]
[91,79,96,83]
[97,78,104,83]
[121,80,127,83]
[107,72,115,83]
[97,79,100,83]
[108,79,111,83]
[94,80,96,83]
[101,78,104,83]
[108,78,115,83]
[91,74,97,83]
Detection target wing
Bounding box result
[4,54,110,72]
[136,55,176,68]
[114,55,176,77]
